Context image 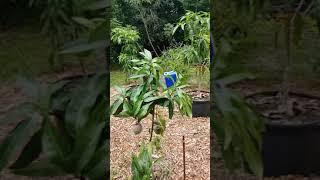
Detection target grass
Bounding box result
[233,18,320,82]
[0,26,51,80]
[110,67,210,90]
[110,69,127,87]
[0,25,100,82]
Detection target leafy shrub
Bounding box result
[0,72,109,180]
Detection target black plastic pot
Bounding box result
[192,100,210,117]
[263,122,320,177]
[246,91,320,177]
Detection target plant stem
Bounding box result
[279,15,291,111]
[149,107,155,142]
[274,30,278,49]
[183,135,186,180]
[79,59,86,75]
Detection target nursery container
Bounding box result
[245,91,320,177]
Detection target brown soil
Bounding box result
[246,92,320,124]
[187,90,210,101]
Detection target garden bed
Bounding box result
[110,89,210,179]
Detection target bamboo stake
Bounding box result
[183,135,186,180]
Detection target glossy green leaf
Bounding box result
[12,158,67,177]
[0,117,40,171]
[10,130,42,169]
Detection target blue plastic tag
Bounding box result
[163,71,177,88]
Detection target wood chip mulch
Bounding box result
[110,106,210,180]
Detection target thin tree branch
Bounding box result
[142,18,159,57]
[291,0,305,23]
[303,0,314,15]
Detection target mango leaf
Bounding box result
[144,96,166,103]
[137,102,153,121]
[129,74,146,79]
[133,100,144,117]
[42,120,71,172]
[73,121,105,173]
[217,73,254,86]
[110,98,124,115]
[85,0,108,10]
[72,17,95,29]
[65,73,107,136]
[0,102,35,126]
[84,140,108,180]
[11,158,67,177]
[10,130,42,169]
[60,40,107,54]
[130,86,144,102]
[0,117,40,172]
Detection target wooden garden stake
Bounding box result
[183,135,186,180]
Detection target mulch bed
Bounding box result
[111,116,210,179]
[110,88,210,179]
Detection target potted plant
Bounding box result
[243,1,320,176]
[173,10,210,117]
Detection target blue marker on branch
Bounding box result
[163,71,177,88]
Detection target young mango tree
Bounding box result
[173,10,210,91]
[111,49,192,140]
[111,24,141,80]
[111,49,192,179]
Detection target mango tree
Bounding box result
[111,49,192,141]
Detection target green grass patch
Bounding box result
[110,70,126,87]
[0,26,51,80]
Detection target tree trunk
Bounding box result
[279,15,291,112]
[139,11,159,57]
[149,108,155,142]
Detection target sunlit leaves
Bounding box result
[111,25,140,45]
[173,11,210,65]
[131,143,153,180]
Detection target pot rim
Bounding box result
[245,90,320,128]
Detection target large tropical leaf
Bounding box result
[0,116,40,171]
[60,40,107,54]
[83,140,108,180]
[11,158,67,177]
[73,121,105,173]
[65,73,107,136]
[10,129,43,169]
[0,102,35,126]
[42,119,72,172]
